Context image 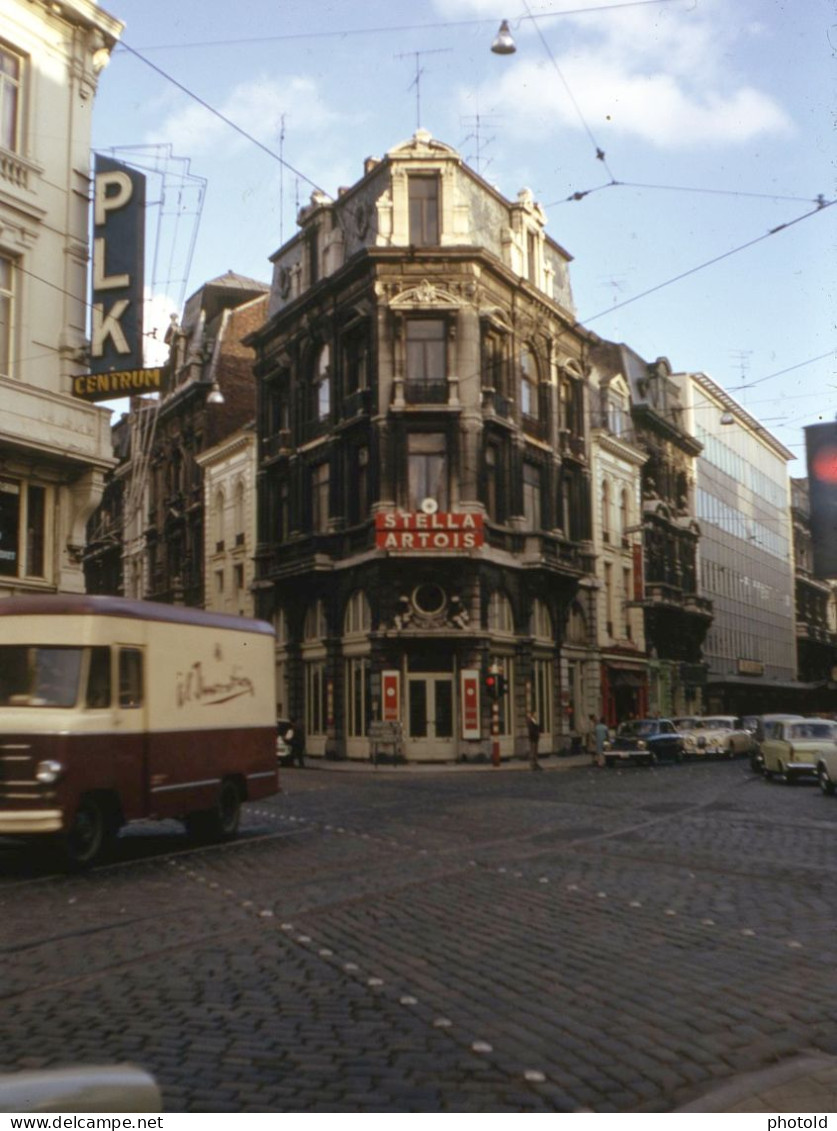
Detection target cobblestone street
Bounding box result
[2,759,836,1112]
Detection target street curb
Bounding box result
[294,755,594,775]
[676,1053,837,1112]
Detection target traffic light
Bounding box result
[485,671,507,699]
[806,421,837,577]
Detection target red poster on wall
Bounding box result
[382,670,401,721]
[460,669,480,739]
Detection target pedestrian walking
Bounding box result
[594,716,610,767]
[287,719,305,767]
[526,710,542,771]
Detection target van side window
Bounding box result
[86,647,111,709]
[119,649,143,709]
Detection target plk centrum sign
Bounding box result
[375,512,484,551]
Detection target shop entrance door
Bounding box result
[407,674,455,760]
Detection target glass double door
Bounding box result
[407,673,454,759]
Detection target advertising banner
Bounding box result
[375,512,484,551]
[381,670,401,721]
[87,154,146,385]
[460,669,480,739]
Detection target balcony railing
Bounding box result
[522,414,548,441]
[404,379,448,405]
[482,389,513,419]
[262,430,293,459]
[341,388,372,419]
[559,431,586,460]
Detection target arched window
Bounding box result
[601,479,610,543]
[619,488,630,545]
[214,489,225,545]
[274,607,288,644]
[488,590,514,634]
[343,590,371,636]
[566,601,587,644]
[520,345,538,419]
[530,599,553,642]
[304,599,327,641]
[234,479,245,539]
[314,344,331,420]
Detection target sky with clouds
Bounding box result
[91,0,835,465]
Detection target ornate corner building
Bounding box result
[249,131,599,762]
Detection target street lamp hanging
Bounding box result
[491,19,517,55]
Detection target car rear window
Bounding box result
[788,723,835,740]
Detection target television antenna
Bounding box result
[395,48,452,130]
[461,110,501,177]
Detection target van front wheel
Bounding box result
[64,796,110,869]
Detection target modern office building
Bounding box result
[676,371,799,713]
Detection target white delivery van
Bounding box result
[0,594,279,866]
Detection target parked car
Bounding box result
[603,719,685,767]
[816,739,837,795]
[742,714,804,772]
[760,717,837,784]
[0,1064,161,1112]
[276,718,293,764]
[679,716,754,759]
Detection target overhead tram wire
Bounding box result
[578,199,837,325]
[116,41,327,195]
[549,181,827,208]
[726,352,837,393]
[522,0,617,182]
[123,0,682,52]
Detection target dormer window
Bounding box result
[408,176,439,246]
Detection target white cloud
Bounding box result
[475,56,791,147]
[439,0,792,148]
[144,75,347,157]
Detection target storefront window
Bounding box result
[0,480,48,580]
[305,660,327,735]
[345,656,370,738]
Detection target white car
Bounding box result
[761,718,837,784]
[679,716,754,759]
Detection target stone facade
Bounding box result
[250,131,598,762]
[1,0,121,596]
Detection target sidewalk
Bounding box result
[301,752,595,774]
[677,1053,837,1113]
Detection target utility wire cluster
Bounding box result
[107,0,834,410]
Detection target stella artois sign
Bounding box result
[375,512,484,551]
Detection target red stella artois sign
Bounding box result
[375,512,484,551]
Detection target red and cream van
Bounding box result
[0,595,279,866]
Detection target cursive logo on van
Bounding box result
[175,661,255,708]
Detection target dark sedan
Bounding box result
[603,718,685,767]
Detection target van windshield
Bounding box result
[0,646,83,708]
